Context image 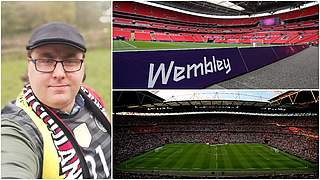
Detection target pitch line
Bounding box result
[215,145,218,170]
[121,40,137,48]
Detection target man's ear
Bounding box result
[27,50,32,58]
[82,71,86,82]
[82,53,86,82]
[21,71,29,83]
[22,50,32,83]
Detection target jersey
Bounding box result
[1,99,111,179]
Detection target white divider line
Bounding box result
[121,40,137,48]
[215,145,218,170]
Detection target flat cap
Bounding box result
[26,22,86,52]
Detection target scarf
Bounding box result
[15,84,110,179]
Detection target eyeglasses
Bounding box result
[29,57,84,73]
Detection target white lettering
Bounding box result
[39,111,49,119]
[26,95,36,103]
[24,92,84,179]
[173,66,185,82]
[148,61,174,88]
[204,57,213,74]
[32,102,40,112]
[224,58,231,74]
[24,88,33,97]
[47,119,55,126]
[216,59,223,71]
[60,149,76,167]
[63,159,82,179]
[147,56,232,87]
[85,155,97,179]
[52,129,64,139]
[53,136,68,146]
[50,123,59,132]
[212,56,217,72]
[96,145,110,178]
[187,63,204,79]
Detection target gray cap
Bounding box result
[26,22,86,52]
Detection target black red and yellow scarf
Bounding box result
[16,84,110,179]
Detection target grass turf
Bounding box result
[116,143,316,175]
[113,40,268,51]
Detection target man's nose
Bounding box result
[52,62,66,78]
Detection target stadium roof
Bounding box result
[113,91,164,107]
[269,90,319,108]
[155,90,281,102]
[149,1,317,17]
[113,90,319,114]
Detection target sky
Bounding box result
[152,90,286,102]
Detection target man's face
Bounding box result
[28,44,85,112]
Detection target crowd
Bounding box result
[115,114,318,127]
[115,171,318,179]
[114,114,318,177]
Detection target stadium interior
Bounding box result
[113,1,318,46]
[112,2,319,178]
[113,90,319,179]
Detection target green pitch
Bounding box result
[116,143,316,176]
[113,40,267,51]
